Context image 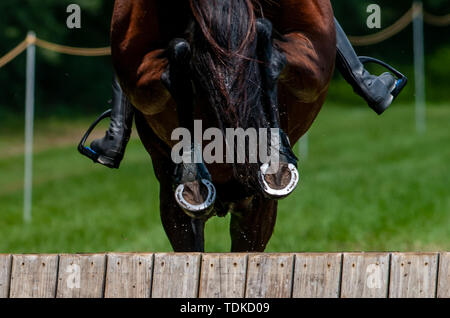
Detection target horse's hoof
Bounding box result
[258,162,299,200]
[175,179,216,219]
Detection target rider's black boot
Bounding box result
[335,18,398,115]
[90,76,134,168]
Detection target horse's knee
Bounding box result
[277,29,335,103]
[125,50,171,115]
[167,38,191,65]
[256,18,272,44]
[280,42,333,102]
[132,72,171,115]
[281,65,329,103]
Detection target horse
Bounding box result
[110,0,336,252]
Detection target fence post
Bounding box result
[24,31,36,223]
[413,2,426,133]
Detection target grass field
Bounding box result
[0,104,449,253]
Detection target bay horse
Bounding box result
[111,0,336,252]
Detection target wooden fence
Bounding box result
[0,252,448,298]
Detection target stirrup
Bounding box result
[359,56,408,99]
[78,109,112,163]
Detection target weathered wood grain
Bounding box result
[340,253,389,298]
[292,253,342,298]
[56,254,106,298]
[437,252,450,298]
[0,255,11,298]
[245,254,294,298]
[152,253,201,298]
[389,253,438,298]
[104,253,153,298]
[9,254,59,298]
[199,254,247,298]
[1,252,448,298]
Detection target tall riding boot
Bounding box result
[90,76,134,168]
[335,18,398,115]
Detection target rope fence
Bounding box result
[423,11,450,27]
[35,38,110,57]
[0,37,31,68]
[0,33,110,68]
[0,3,449,68]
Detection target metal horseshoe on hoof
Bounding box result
[258,163,299,200]
[175,179,217,219]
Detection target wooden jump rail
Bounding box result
[0,252,448,298]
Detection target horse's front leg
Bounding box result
[134,110,206,253]
[230,196,278,252]
[160,178,206,252]
[161,38,216,235]
[256,19,299,200]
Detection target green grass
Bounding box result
[0,104,449,253]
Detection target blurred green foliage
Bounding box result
[0,0,113,119]
[0,0,449,120]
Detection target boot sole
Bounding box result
[97,155,121,169]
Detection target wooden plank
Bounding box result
[0,255,12,298]
[245,254,294,298]
[56,254,106,298]
[104,253,153,298]
[389,253,438,298]
[437,252,450,298]
[340,253,389,298]
[152,253,201,298]
[9,254,59,298]
[292,253,341,298]
[199,254,247,298]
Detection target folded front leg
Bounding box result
[161,38,216,219]
[256,19,299,200]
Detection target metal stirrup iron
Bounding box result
[358,56,408,99]
[78,109,112,163]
